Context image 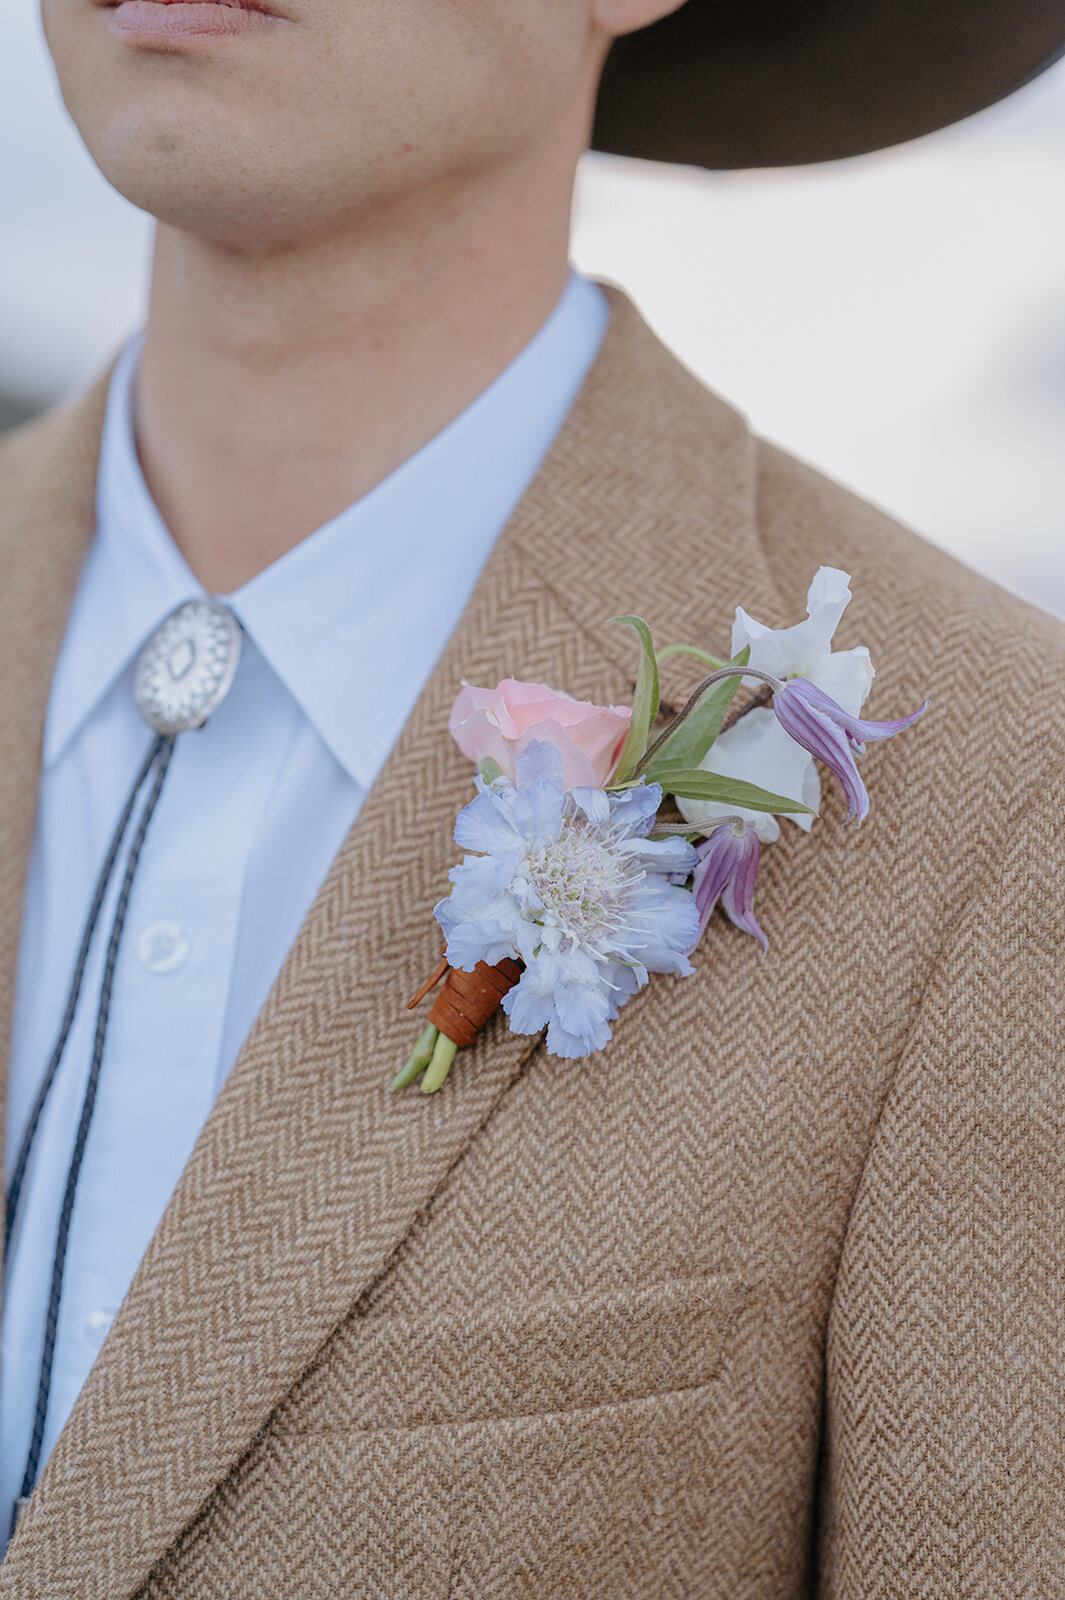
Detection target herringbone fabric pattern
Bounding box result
[0,293,1061,1597]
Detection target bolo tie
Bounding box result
[4,598,242,1540]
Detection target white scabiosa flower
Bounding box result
[436,741,698,1059]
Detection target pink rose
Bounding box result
[449,678,632,790]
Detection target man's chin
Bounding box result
[83,117,330,249]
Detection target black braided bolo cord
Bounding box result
[8,733,175,1536]
[3,736,167,1262]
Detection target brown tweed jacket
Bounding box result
[0,292,1062,1599]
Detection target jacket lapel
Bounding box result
[0,292,780,1598]
[0,389,109,1166]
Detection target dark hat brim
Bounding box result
[592,0,1065,169]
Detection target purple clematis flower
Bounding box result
[773,678,928,825]
[691,821,767,953]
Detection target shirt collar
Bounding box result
[43,336,203,767]
[44,271,609,786]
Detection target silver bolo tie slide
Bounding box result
[4,600,242,1540]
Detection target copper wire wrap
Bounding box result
[425,958,523,1049]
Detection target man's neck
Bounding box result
[135,157,575,594]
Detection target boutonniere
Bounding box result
[393,567,927,1093]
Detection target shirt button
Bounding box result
[85,1308,114,1344]
[137,920,190,974]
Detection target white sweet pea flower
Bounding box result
[679,707,821,843]
[678,567,872,843]
[733,565,874,716]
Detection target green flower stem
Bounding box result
[656,643,727,670]
[636,664,782,776]
[421,1032,459,1094]
[390,1024,439,1091]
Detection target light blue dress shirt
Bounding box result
[1,272,608,1531]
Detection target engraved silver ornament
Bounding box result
[134,600,242,736]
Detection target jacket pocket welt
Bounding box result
[288,1274,749,1434]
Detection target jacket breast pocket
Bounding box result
[290,1273,751,1434]
[272,1276,753,1597]
[159,1278,755,1600]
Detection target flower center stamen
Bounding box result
[522,821,644,948]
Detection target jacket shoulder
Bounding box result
[752,435,1065,781]
[755,434,1065,660]
[0,388,108,625]
[0,379,109,529]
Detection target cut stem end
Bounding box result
[391,1024,439,1091]
[421,1032,459,1094]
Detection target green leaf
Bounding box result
[477,756,502,784]
[610,615,660,785]
[650,645,750,770]
[644,763,813,815]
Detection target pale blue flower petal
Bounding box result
[515,738,565,791]
[502,953,561,1033]
[624,835,699,876]
[624,878,699,973]
[554,974,613,1041]
[569,787,610,824]
[602,961,645,1018]
[436,885,525,972]
[446,852,514,901]
[509,778,565,854]
[545,1015,612,1058]
[510,918,545,968]
[436,753,699,1060]
[439,922,507,973]
[453,790,524,858]
[607,781,662,837]
[503,984,553,1036]
[554,945,602,985]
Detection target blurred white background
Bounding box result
[1,2,1063,614]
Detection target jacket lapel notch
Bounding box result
[507,288,783,708]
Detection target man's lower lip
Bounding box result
[105,0,280,41]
